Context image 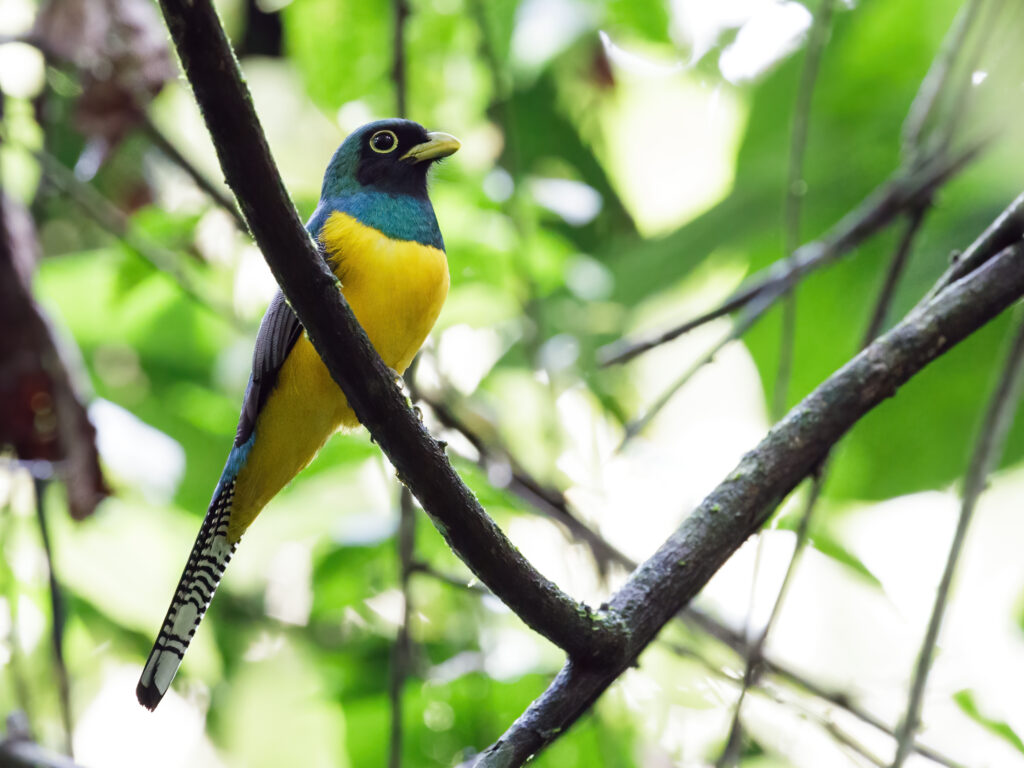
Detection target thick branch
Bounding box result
[155,0,626,662]
[470,242,1024,766]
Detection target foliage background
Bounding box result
[1,0,1024,765]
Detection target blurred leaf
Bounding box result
[282,0,392,113]
[953,689,1024,755]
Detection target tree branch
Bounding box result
[901,0,983,160]
[773,0,834,421]
[155,0,628,664]
[924,190,1024,301]
[468,239,1024,766]
[140,113,248,232]
[597,143,983,367]
[388,488,417,768]
[0,713,83,768]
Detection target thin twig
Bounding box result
[419,392,625,570]
[140,113,248,232]
[901,0,983,160]
[861,207,930,346]
[618,288,777,449]
[388,487,416,768]
[825,721,888,768]
[726,7,834,754]
[716,472,825,767]
[388,13,412,762]
[32,479,73,758]
[598,142,985,367]
[392,0,409,119]
[890,313,1024,767]
[924,191,1024,303]
[934,0,1006,159]
[682,609,967,768]
[773,0,834,420]
[409,561,491,595]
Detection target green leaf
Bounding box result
[953,689,1024,755]
[282,0,392,113]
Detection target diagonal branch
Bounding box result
[598,143,984,367]
[140,113,248,232]
[155,0,628,664]
[468,239,1024,766]
[719,202,930,763]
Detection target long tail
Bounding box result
[136,479,238,710]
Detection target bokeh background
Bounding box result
[2,0,1024,766]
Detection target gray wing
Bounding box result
[234,290,303,447]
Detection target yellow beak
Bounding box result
[400,132,460,163]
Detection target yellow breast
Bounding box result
[226,211,449,539]
[320,210,450,374]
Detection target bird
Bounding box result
[136,119,459,710]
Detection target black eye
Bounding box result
[370,130,398,153]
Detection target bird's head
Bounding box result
[320,119,460,201]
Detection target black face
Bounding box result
[355,119,433,197]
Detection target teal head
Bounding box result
[311,119,459,248]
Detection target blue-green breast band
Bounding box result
[307,192,444,250]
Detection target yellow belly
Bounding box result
[228,212,448,540]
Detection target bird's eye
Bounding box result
[369,130,398,154]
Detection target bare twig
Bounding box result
[825,721,888,768]
[619,288,777,448]
[773,0,834,420]
[598,143,985,367]
[902,0,983,159]
[391,0,409,120]
[387,7,411,764]
[388,488,417,768]
[31,480,73,758]
[682,609,966,768]
[716,472,824,767]
[924,189,1024,301]
[890,313,1024,767]
[935,0,1006,158]
[419,392,625,570]
[152,2,1024,762]
[861,207,930,346]
[409,561,490,595]
[140,113,248,232]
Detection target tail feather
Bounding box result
[137,480,238,710]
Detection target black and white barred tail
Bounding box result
[136,480,239,710]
